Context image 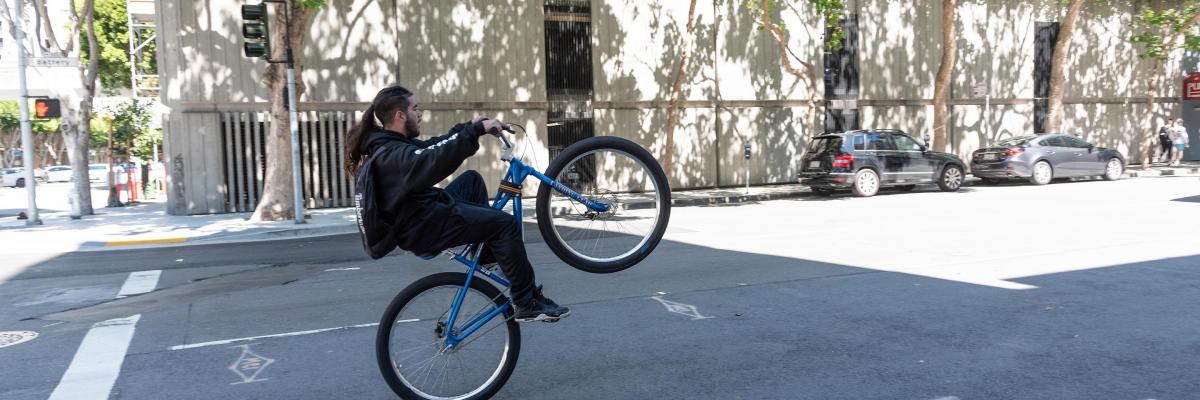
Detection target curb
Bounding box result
[65,167,1197,252]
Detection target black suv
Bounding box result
[798,129,967,197]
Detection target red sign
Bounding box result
[1185,73,1200,100]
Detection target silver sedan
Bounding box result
[970,134,1125,185]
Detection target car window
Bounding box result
[892,135,923,151]
[996,136,1035,147]
[852,135,866,150]
[865,133,894,150]
[806,137,842,154]
[1061,136,1090,148]
[1040,136,1065,147]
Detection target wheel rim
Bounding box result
[944,167,962,189]
[1106,159,1122,179]
[1034,162,1051,184]
[856,170,878,194]
[388,286,511,400]
[546,148,664,263]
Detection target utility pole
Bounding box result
[15,0,41,225]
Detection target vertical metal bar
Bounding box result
[222,113,237,211]
[334,111,347,206]
[232,112,246,212]
[248,111,261,208]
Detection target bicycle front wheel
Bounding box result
[535,136,671,273]
[376,272,520,400]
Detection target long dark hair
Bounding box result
[344,85,414,177]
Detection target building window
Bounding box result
[545,1,595,158]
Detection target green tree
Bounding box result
[1130,3,1200,167]
[79,0,156,93]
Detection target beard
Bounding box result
[404,116,421,138]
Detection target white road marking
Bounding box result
[323,267,360,272]
[46,315,141,400]
[229,344,275,384]
[116,270,162,298]
[48,270,161,400]
[168,321,420,351]
[650,296,713,320]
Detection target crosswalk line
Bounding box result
[47,270,161,400]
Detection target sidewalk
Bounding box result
[2,162,1197,254]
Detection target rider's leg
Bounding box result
[444,170,498,265]
[440,171,568,320]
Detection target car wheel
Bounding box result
[15,178,25,188]
[937,165,964,192]
[811,187,834,197]
[894,185,916,192]
[851,169,880,197]
[1102,157,1123,181]
[1029,161,1053,185]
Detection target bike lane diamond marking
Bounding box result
[229,344,275,384]
[0,330,38,348]
[650,296,713,320]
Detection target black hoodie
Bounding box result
[355,121,487,259]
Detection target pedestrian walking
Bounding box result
[1168,118,1190,166]
[1158,118,1174,163]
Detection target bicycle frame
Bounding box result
[440,134,610,348]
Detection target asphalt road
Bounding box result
[2,177,1199,400]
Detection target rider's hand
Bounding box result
[481,119,508,136]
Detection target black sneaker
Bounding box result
[514,286,570,323]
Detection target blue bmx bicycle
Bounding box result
[375,125,671,400]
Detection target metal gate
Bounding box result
[219,111,357,213]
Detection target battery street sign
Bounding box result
[29,57,79,68]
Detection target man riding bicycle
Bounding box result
[345,85,569,322]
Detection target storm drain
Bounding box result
[0,331,38,348]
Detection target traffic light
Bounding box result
[241,3,270,59]
[34,99,60,119]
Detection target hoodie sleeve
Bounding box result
[373,121,486,192]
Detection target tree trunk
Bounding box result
[1138,60,1164,169]
[931,0,957,153]
[60,0,98,217]
[661,0,699,185]
[1044,0,1084,134]
[251,4,317,221]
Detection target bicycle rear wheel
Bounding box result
[376,272,520,400]
[535,136,671,273]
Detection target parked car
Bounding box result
[799,129,968,197]
[2,168,27,187]
[88,164,109,183]
[42,165,72,182]
[970,134,1125,185]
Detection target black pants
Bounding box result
[439,170,536,303]
[1160,136,1174,160]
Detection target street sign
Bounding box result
[972,81,988,98]
[30,57,79,68]
[1183,73,1200,100]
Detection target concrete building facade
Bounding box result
[154,0,1194,215]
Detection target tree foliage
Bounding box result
[742,0,847,50]
[97,99,158,161]
[79,0,156,93]
[1130,4,1200,60]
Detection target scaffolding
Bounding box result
[127,0,157,98]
